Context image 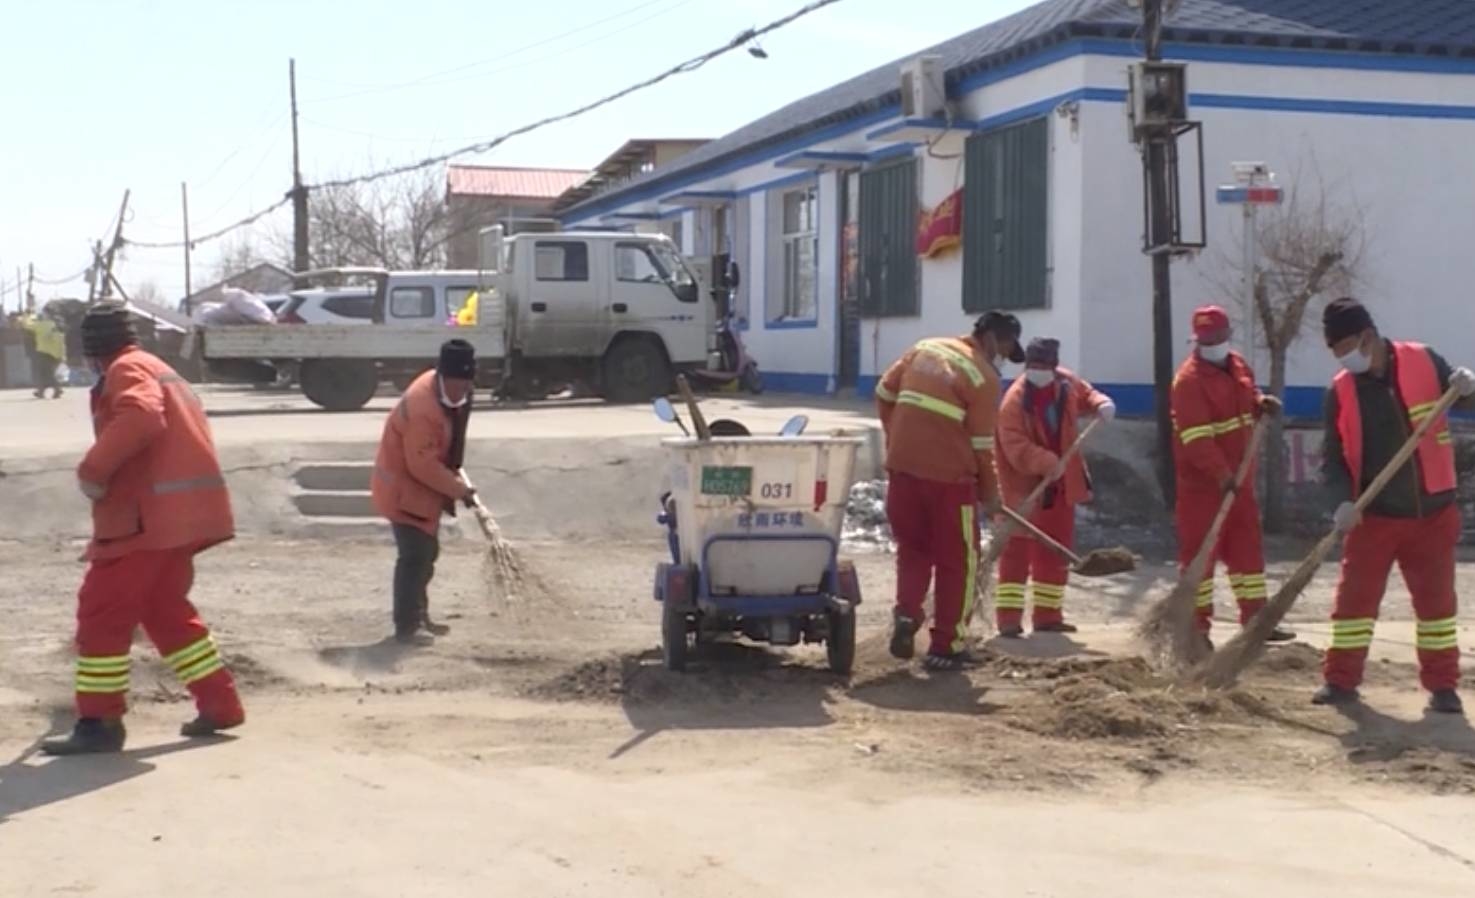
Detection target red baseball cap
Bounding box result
[1190,305,1231,343]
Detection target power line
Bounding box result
[123,0,845,251]
[304,0,677,104]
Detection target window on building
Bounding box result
[389,287,436,319]
[534,241,589,281]
[963,117,1049,311]
[767,184,818,322]
[858,158,918,318]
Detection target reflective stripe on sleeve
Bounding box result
[897,390,965,422]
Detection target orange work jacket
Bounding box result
[372,370,471,535]
[78,347,234,561]
[995,367,1111,509]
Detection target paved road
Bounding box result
[0,386,879,460]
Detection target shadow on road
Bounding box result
[0,707,230,824]
[1335,701,1475,762]
[848,667,1001,716]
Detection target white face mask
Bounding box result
[1025,369,1055,388]
[437,376,470,408]
[1198,343,1231,365]
[1337,340,1372,375]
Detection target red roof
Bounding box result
[446,165,589,199]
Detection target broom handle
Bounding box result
[676,374,711,441]
[1000,506,1083,565]
[1181,416,1268,581]
[985,417,1103,560]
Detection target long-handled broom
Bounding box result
[998,506,1136,578]
[461,468,546,607]
[1196,384,1463,688]
[1137,417,1267,667]
[970,417,1104,627]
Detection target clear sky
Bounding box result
[0,0,1036,310]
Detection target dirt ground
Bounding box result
[4,533,1475,895]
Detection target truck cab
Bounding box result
[482,228,711,401]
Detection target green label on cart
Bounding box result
[700,465,753,497]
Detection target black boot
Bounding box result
[41,718,126,756]
[1265,626,1297,643]
[180,714,244,738]
[889,611,919,660]
[1428,689,1465,715]
[1311,683,1361,706]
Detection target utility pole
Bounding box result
[182,181,194,312]
[289,58,310,283]
[1143,0,1176,508]
[86,240,102,303]
[98,190,131,302]
[25,263,34,313]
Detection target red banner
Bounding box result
[916,188,963,258]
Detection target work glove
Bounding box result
[1259,394,1284,416]
[1096,400,1117,423]
[78,479,105,502]
[1333,501,1361,534]
[1219,476,1239,498]
[1452,366,1475,398]
[461,486,478,508]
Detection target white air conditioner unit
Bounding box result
[900,55,946,119]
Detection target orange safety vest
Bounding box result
[1334,341,1455,498]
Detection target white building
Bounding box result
[559,0,1475,417]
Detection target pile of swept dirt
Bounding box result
[526,643,843,706]
[996,655,1258,741]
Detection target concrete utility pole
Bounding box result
[289,58,310,283]
[1142,0,1176,508]
[98,190,131,302]
[25,263,34,313]
[182,181,194,312]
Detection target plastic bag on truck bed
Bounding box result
[196,287,277,326]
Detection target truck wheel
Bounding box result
[662,601,691,672]
[300,359,379,411]
[602,339,671,404]
[825,608,856,675]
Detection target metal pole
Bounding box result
[99,190,131,301]
[290,58,310,283]
[182,181,193,313]
[1143,0,1176,508]
[1244,199,1256,370]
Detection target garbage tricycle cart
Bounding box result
[654,434,865,673]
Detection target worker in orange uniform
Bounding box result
[1171,304,1294,649]
[877,312,1024,671]
[1316,298,1475,713]
[372,340,478,645]
[994,338,1115,636]
[43,303,245,756]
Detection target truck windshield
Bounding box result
[649,242,695,291]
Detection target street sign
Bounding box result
[1216,185,1283,205]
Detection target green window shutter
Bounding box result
[963,117,1048,312]
[858,158,918,317]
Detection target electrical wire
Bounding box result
[304,0,676,104]
[124,0,846,251]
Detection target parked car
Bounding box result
[275,288,375,325]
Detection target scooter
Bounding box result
[683,261,763,395]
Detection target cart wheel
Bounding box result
[826,608,856,675]
[662,602,691,672]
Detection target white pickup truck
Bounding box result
[185,230,713,410]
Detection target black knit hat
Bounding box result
[973,311,1026,364]
[81,302,138,359]
[437,339,477,379]
[1025,337,1060,367]
[1323,296,1375,345]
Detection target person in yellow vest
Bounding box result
[1317,297,1475,714]
[23,309,67,398]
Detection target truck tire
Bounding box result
[300,359,379,411]
[601,338,671,404]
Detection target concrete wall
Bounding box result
[1076,53,1475,416]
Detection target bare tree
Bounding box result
[1204,161,1366,532]
[210,235,268,284]
[269,167,460,271]
[132,280,165,306]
